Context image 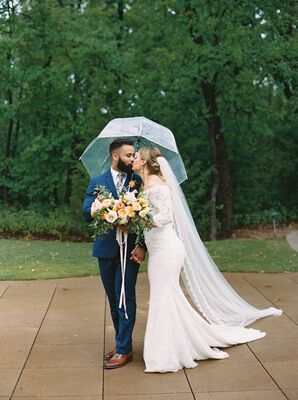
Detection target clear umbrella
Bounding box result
[79,116,187,183]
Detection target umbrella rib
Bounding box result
[101,153,110,167]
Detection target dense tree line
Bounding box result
[0,0,297,240]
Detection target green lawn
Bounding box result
[0,239,98,280]
[0,237,297,280]
[205,238,298,273]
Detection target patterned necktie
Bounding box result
[116,172,126,195]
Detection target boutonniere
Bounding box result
[129,179,137,189]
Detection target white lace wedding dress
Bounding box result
[143,184,266,373]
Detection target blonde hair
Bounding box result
[139,147,164,179]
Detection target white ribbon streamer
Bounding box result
[116,228,129,319]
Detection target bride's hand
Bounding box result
[130,247,146,264]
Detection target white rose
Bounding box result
[91,198,102,217]
[139,208,149,218]
[104,210,118,223]
[124,192,137,203]
[102,199,112,208]
[132,201,142,211]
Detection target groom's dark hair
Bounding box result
[109,139,135,154]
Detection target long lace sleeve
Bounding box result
[146,185,173,227]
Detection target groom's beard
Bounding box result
[117,158,133,174]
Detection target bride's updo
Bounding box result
[139,147,164,178]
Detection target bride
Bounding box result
[132,147,282,373]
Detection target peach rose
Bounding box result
[115,201,125,211]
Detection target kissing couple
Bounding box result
[83,138,282,373]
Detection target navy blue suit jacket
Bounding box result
[83,169,143,258]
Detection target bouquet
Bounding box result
[90,185,154,246]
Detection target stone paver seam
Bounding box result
[102,294,107,400]
[289,277,298,285]
[0,285,9,298]
[241,275,294,399]
[247,342,290,400]
[183,367,196,400]
[242,276,297,326]
[9,284,58,400]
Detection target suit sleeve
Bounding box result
[82,178,96,222]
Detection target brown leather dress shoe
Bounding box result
[104,348,116,361]
[104,351,133,369]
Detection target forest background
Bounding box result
[0,0,297,241]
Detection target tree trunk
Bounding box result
[201,80,234,239]
[64,167,73,205]
[187,4,234,239]
[210,160,219,241]
[2,0,15,207]
[118,0,124,21]
[11,118,20,157]
[3,89,14,207]
[216,130,234,238]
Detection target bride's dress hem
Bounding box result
[144,349,228,373]
[144,330,266,373]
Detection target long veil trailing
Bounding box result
[157,156,282,326]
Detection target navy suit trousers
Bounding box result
[98,254,140,355]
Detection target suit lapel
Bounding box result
[123,174,132,192]
[104,170,118,199]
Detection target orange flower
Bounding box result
[100,212,107,221]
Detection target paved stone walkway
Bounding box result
[287,231,298,252]
[0,272,297,400]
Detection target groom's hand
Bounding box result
[119,224,128,233]
[130,247,146,264]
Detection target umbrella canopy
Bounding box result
[79,116,187,183]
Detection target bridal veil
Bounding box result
[157,156,282,326]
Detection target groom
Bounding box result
[83,139,146,369]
